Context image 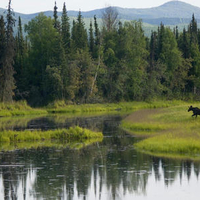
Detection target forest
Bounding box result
[0,0,200,106]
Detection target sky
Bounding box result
[0,0,200,14]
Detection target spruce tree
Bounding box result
[89,20,94,56]
[179,28,190,59]
[14,16,27,100]
[0,16,6,101]
[93,15,100,59]
[53,1,60,31]
[71,11,88,51]
[189,14,198,45]
[157,23,165,58]
[1,0,16,102]
[94,15,100,46]
[61,2,70,55]
[149,31,158,69]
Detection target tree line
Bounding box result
[0,1,200,106]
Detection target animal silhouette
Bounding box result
[188,105,200,117]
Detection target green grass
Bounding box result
[47,100,183,114]
[0,126,103,143]
[0,100,186,116]
[121,121,168,136]
[135,133,200,154]
[121,102,200,160]
[0,101,47,116]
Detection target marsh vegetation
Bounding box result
[121,103,200,160]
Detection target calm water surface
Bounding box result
[0,114,200,200]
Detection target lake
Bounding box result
[0,113,200,200]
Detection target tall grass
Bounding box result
[0,101,47,116]
[47,100,183,114]
[135,133,200,154]
[0,126,103,143]
[0,100,186,116]
[121,103,200,159]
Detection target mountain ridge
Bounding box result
[0,1,200,26]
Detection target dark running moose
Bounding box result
[188,105,200,117]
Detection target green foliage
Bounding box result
[71,11,88,51]
[0,126,103,143]
[1,4,200,105]
[135,133,200,156]
[120,103,200,159]
[0,0,15,103]
[47,100,181,114]
[61,2,70,55]
[0,101,47,116]
[121,121,167,136]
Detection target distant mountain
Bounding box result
[116,1,200,19]
[0,1,200,35]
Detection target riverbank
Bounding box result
[121,104,200,160]
[0,101,47,117]
[0,100,186,117]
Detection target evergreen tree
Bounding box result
[157,23,165,59]
[53,1,60,32]
[178,28,190,59]
[186,15,200,94]
[149,31,158,68]
[14,16,28,100]
[189,14,198,45]
[71,11,88,51]
[0,16,6,101]
[94,15,100,46]
[89,20,94,56]
[1,0,16,102]
[61,2,70,55]
[93,15,100,59]
[47,33,69,102]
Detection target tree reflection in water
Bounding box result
[0,114,200,199]
[0,137,200,200]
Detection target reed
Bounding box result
[0,126,103,143]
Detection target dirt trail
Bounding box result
[124,108,163,123]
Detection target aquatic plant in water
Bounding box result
[0,126,103,143]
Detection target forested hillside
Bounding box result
[1,1,200,106]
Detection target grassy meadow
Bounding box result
[1,100,199,156]
[46,100,183,114]
[121,103,200,160]
[0,99,184,116]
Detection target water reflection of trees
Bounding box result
[1,139,200,199]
